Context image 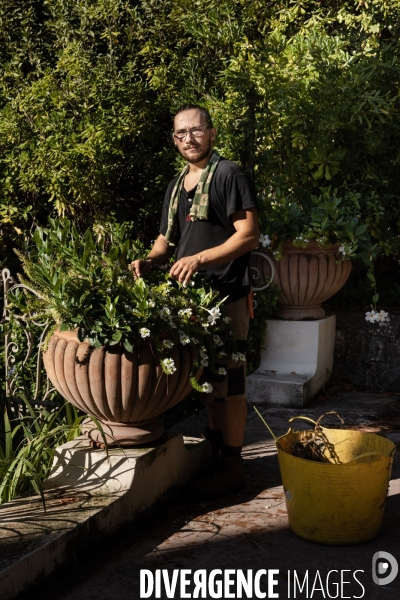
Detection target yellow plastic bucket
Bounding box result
[276,424,396,545]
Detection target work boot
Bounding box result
[189,445,246,500]
[202,426,223,467]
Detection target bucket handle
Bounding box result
[288,416,318,427]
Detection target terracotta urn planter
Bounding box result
[43,329,200,447]
[270,241,352,320]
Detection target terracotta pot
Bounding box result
[43,329,200,447]
[270,241,352,320]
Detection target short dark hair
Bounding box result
[174,104,213,128]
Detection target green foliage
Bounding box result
[262,187,378,264]
[0,0,176,262]
[0,0,400,309]
[0,399,82,505]
[209,9,400,271]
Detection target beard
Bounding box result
[179,138,213,164]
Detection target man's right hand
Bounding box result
[130,258,153,279]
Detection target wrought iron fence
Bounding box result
[249,250,275,309]
[1,267,62,412]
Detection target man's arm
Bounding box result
[131,234,175,278]
[169,207,259,285]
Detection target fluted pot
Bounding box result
[270,241,352,320]
[43,329,200,447]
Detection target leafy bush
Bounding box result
[1,0,400,308]
[0,399,82,505]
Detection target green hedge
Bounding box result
[1,1,400,304]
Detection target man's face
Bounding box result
[173,109,216,164]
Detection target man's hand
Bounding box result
[169,255,201,285]
[130,234,175,279]
[130,258,152,279]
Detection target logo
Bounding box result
[372,551,398,586]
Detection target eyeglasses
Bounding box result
[172,126,210,142]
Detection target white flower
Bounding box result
[180,333,190,345]
[206,307,221,324]
[202,382,213,394]
[202,322,210,329]
[139,328,151,339]
[148,300,155,308]
[259,233,271,248]
[339,244,352,257]
[161,358,177,375]
[200,345,208,358]
[162,339,173,348]
[365,310,376,323]
[375,310,389,323]
[217,351,227,357]
[178,308,192,318]
[223,316,231,324]
[217,367,227,376]
[159,306,171,320]
[191,337,199,344]
[168,321,177,329]
[231,352,240,361]
[200,358,209,366]
[237,352,246,362]
[213,335,224,346]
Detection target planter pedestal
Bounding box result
[81,417,164,447]
[247,315,336,407]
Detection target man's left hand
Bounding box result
[169,255,201,285]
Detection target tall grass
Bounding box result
[0,399,84,507]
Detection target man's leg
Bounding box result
[197,396,246,498]
[191,296,250,498]
[205,402,223,431]
[204,395,247,471]
[204,403,224,465]
[206,397,247,446]
[220,397,247,447]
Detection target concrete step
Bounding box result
[0,432,209,600]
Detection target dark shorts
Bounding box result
[201,295,250,404]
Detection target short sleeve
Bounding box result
[224,172,258,218]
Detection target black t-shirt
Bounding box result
[160,158,258,303]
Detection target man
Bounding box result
[131,104,259,498]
